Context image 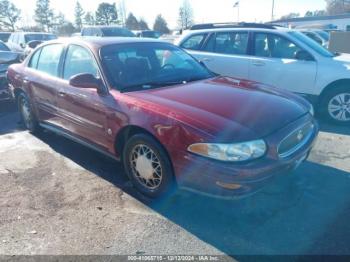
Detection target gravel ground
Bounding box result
[0,101,350,257]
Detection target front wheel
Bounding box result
[321,87,350,125]
[123,134,176,198]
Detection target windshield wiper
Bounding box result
[120,80,186,92]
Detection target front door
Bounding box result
[55,44,110,150]
[249,32,317,95]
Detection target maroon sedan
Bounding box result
[7,38,318,198]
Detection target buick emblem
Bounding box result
[297,130,304,141]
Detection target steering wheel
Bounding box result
[161,64,175,70]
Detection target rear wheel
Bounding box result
[18,93,40,133]
[123,134,175,198]
[321,87,350,125]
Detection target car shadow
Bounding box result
[34,130,350,256]
[0,101,24,135]
[318,120,350,136]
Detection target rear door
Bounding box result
[249,32,317,95]
[189,31,251,80]
[55,44,110,149]
[24,43,64,124]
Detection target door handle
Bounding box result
[23,77,29,85]
[253,61,266,67]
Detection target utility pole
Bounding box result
[271,0,275,21]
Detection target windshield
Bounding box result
[0,42,10,51]
[289,31,334,57]
[25,34,57,43]
[101,42,214,91]
[0,33,10,42]
[142,31,160,38]
[101,28,135,37]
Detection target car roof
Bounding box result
[11,32,55,35]
[42,37,170,50]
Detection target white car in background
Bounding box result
[176,23,350,124]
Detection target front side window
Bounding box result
[254,33,303,59]
[206,32,248,55]
[101,43,214,91]
[37,44,63,76]
[288,31,334,57]
[181,34,207,50]
[63,45,99,80]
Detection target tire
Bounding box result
[123,134,176,198]
[321,86,350,125]
[18,93,40,133]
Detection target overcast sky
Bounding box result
[12,0,326,29]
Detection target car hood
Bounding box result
[333,53,350,64]
[124,77,309,142]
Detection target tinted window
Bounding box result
[101,42,214,91]
[24,34,57,43]
[0,33,10,42]
[209,32,248,55]
[101,28,135,37]
[37,44,63,76]
[63,45,99,80]
[254,33,303,59]
[0,42,10,51]
[28,49,42,69]
[181,34,207,50]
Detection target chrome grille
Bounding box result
[278,122,315,158]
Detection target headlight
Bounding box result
[188,140,267,162]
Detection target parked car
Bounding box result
[176,23,350,124]
[0,41,21,101]
[7,38,318,198]
[300,30,329,48]
[0,32,11,43]
[81,26,135,37]
[7,32,57,54]
[135,30,161,39]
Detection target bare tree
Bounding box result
[178,0,193,30]
[326,0,350,15]
[0,0,21,32]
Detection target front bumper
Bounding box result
[173,115,319,199]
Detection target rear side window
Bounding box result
[212,32,248,55]
[63,45,99,80]
[181,34,207,50]
[28,49,42,69]
[37,44,64,77]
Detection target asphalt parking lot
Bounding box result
[1,101,350,256]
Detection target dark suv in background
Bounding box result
[81,26,135,37]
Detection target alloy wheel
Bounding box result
[328,93,350,122]
[20,97,33,129]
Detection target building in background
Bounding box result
[272,14,350,31]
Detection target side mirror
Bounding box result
[27,40,43,49]
[69,73,103,91]
[20,43,26,49]
[295,50,314,61]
